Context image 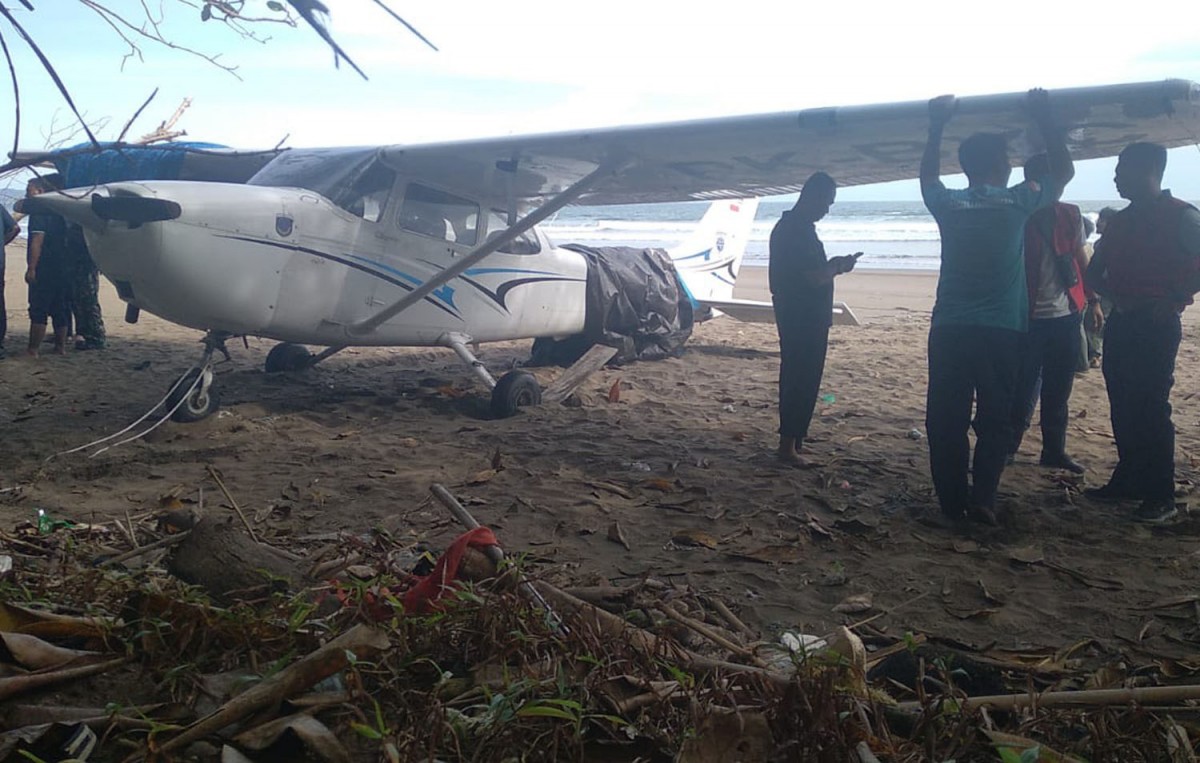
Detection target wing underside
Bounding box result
[373,79,1200,205]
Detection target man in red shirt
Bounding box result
[1007,154,1100,474]
[1085,142,1200,523]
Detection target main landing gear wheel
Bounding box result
[166,368,220,423]
[490,370,541,419]
[265,342,313,373]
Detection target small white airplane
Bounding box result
[18,79,1200,423]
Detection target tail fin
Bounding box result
[667,198,759,304]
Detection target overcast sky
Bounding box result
[4,2,1200,201]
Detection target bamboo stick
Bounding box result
[898,683,1200,712]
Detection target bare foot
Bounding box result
[777,450,819,469]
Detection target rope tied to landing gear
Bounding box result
[46,364,213,461]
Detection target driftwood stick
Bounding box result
[100,531,190,567]
[704,595,756,640]
[534,581,791,687]
[309,552,363,580]
[542,344,618,404]
[123,509,139,548]
[206,465,258,543]
[0,657,128,702]
[155,624,389,755]
[898,683,1200,712]
[658,602,765,666]
[429,484,563,631]
[845,590,931,632]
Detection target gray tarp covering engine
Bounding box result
[529,244,693,366]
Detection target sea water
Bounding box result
[542,199,1127,272]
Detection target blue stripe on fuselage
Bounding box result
[344,253,456,309]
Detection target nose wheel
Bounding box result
[166,367,220,423]
[163,331,232,423]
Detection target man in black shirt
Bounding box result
[769,172,860,466]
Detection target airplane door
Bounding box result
[313,163,399,327]
[368,182,483,336]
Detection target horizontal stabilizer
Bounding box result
[700,297,860,327]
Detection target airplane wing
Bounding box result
[376,79,1200,205]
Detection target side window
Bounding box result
[398,184,479,245]
[486,210,542,255]
[336,163,395,223]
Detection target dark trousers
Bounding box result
[926,325,1022,515]
[1010,312,1082,457]
[1102,310,1180,500]
[774,300,829,441]
[70,258,105,343]
[0,264,6,348]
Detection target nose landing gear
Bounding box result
[166,367,220,423]
[163,331,232,423]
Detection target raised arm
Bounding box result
[920,95,956,189]
[1027,88,1074,191]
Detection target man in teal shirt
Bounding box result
[920,89,1074,524]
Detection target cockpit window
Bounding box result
[334,162,395,223]
[398,184,479,245]
[486,210,542,255]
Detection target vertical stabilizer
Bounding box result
[667,198,759,305]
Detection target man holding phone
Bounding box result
[769,172,860,467]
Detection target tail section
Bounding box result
[667,198,759,305]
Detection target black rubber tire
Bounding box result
[166,368,220,423]
[490,370,541,418]
[265,342,312,373]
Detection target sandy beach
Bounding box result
[2,242,1199,662]
[736,264,940,316]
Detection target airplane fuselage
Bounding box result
[82,180,590,347]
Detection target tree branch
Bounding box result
[0,5,99,148]
[0,28,21,164]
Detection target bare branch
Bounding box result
[139,97,192,144]
[41,110,111,151]
[0,0,439,168]
[79,0,243,79]
[287,0,368,80]
[116,88,158,143]
[0,28,21,163]
[0,5,100,148]
[370,0,438,52]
